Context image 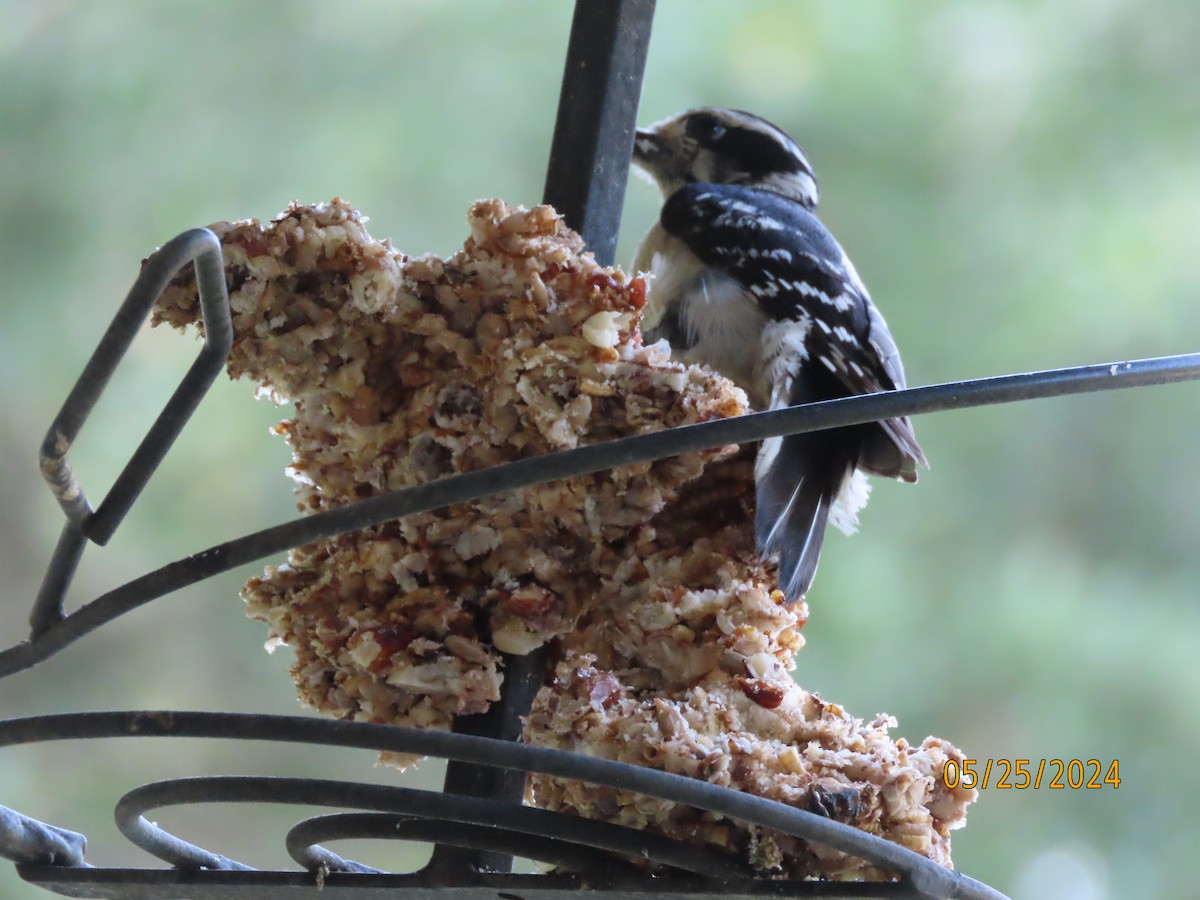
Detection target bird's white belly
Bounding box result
[640,235,771,404]
[672,273,768,398]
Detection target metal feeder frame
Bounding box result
[4,3,1198,898]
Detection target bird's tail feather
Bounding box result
[755,435,852,604]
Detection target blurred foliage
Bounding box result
[2,1,1199,897]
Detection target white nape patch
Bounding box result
[762,171,818,207]
[829,468,871,535]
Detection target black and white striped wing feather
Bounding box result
[660,183,925,601]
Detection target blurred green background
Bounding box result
[2,1,1199,897]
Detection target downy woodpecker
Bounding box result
[631,107,926,603]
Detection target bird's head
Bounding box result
[632,107,819,209]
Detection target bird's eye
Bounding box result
[686,115,726,145]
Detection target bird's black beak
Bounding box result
[632,128,666,167]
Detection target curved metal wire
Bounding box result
[286,815,388,876]
[1,218,1193,900]
[116,776,746,879]
[29,226,232,639]
[5,347,1199,679]
[0,711,1006,899]
[284,813,641,877]
[4,3,1192,896]
[36,227,233,532]
[14,867,951,899]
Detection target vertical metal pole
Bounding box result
[427,0,656,881]
[543,0,657,266]
[424,646,550,878]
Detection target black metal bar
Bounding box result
[0,711,1008,899]
[16,866,935,899]
[4,348,1199,680]
[29,523,87,638]
[543,0,656,265]
[430,0,658,877]
[286,815,387,876]
[113,776,746,879]
[86,235,233,546]
[37,227,231,534]
[286,814,640,876]
[31,226,232,638]
[428,645,550,876]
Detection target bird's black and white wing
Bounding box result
[660,183,925,601]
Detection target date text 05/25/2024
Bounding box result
[943,759,1121,791]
